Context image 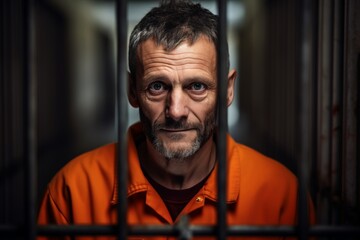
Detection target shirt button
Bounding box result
[196,196,203,202]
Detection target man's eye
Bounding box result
[148,81,167,94]
[189,82,206,91]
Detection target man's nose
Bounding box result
[166,88,189,121]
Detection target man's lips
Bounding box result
[159,128,195,133]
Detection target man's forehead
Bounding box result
[136,37,216,61]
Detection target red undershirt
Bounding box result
[144,171,211,222]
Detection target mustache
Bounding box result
[153,118,201,131]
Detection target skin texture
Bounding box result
[128,36,236,189]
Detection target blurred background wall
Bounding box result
[1,0,359,238]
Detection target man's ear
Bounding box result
[226,69,237,107]
[128,72,139,108]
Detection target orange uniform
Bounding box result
[38,123,315,240]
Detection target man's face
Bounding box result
[131,37,218,159]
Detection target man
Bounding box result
[38,0,315,239]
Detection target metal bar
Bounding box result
[216,0,228,239]
[331,0,344,224]
[116,0,128,239]
[309,226,360,236]
[298,0,313,239]
[24,0,37,239]
[342,0,360,221]
[317,0,334,224]
[22,225,360,237]
[2,224,360,237]
[177,216,192,240]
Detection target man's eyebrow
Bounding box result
[143,74,168,83]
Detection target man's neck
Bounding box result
[139,138,216,190]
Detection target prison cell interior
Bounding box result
[1,0,360,239]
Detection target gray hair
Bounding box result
[128,0,230,82]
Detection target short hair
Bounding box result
[128,0,230,82]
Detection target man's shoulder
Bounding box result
[228,137,297,185]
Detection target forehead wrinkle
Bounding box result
[142,55,215,72]
[142,52,212,62]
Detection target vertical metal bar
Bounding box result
[216,0,228,239]
[342,0,360,223]
[331,0,344,224]
[298,0,312,239]
[116,0,128,239]
[342,0,360,224]
[317,0,332,224]
[24,0,37,239]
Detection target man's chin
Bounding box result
[156,142,200,159]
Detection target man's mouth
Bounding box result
[160,128,194,132]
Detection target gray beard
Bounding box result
[139,110,216,160]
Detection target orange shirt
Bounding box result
[38,122,315,240]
